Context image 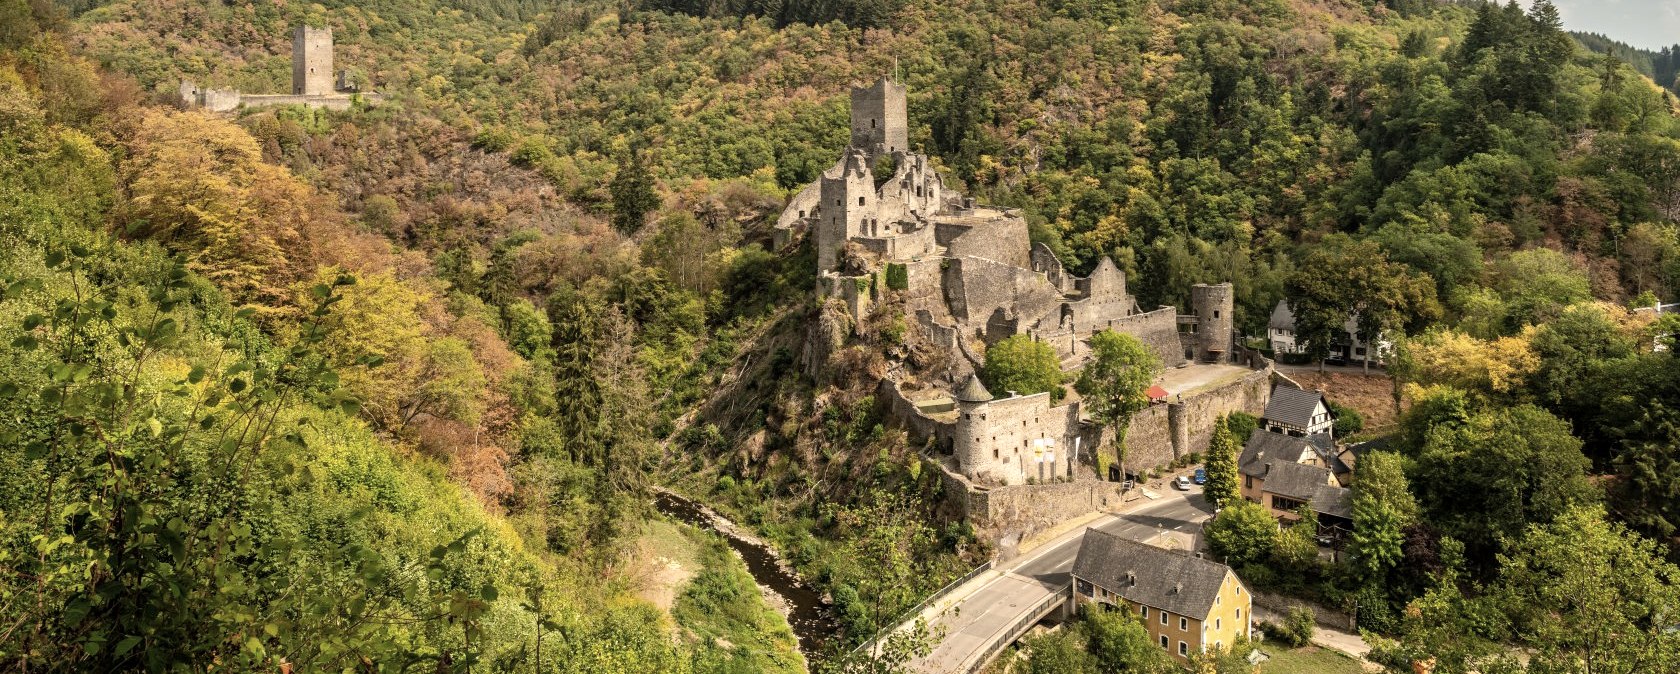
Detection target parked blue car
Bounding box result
[1193,468,1207,485]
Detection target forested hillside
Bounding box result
[1573,30,1680,96]
[5,0,1680,670]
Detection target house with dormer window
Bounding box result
[1071,530,1252,664]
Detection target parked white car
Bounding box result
[1173,475,1192,491]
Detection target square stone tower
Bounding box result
[850,78,907,155]
[292,26,334,96]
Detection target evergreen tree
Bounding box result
[1202,416,1240,509]
[610,149,659,234]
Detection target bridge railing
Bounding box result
[852,560,995,657]
[960,582,1070,674]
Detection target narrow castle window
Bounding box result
[1214,310,1220,318]
[994,449,999,459]
[871,118,877,128]
[858,196,866,206]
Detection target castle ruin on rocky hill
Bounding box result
[776,79,1288,552]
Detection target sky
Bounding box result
[1524,0,1680,51]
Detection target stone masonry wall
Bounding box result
[933,458,1124,558]
[880,379,952,449]
[945,215,1031,268]
[1096,306,1187,368]
[1105,360,1275,474]
[945,256,1060,329]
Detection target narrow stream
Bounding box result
[654,490,838,659]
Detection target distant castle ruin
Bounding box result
[777,79,1287,550]
[180,25,381,113]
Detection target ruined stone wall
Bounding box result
[238,94,363,110]
[903,258,947,314]
[200,88,243,112]
[945,214,1031,268]
[1030,243,1070,293]
[776,176,824,230]
[934,459,1125,558]
[1175,366,1271,455]
[1109,361,1274,472]
[1118,404,1177,471]
[1090,306,1186,368]
[945,256,1060,331]
[880,379,953,449]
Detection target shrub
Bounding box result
[1261,606,1317,647]
[1330,401,1364,436]
[885,262,909,290]
[1225,411,1259,443]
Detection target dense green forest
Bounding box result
[1572,30,1680,96]
[5,0,1680,670]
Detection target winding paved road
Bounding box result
[909,486,1215,673]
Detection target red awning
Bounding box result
[1146,385,1169,401]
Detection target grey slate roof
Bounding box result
[1263,386,1327,430]
[1268,300,1295,331]
[1072,529,1233,620]
[1309,484,1354,521]
[1268,300,1359,334]
[1238,430,1316,478]
[955,374,993,403]
[1260,460,1337,502]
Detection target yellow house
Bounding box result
[1070,529,1252,665]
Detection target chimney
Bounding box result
[1173,582,1183,594]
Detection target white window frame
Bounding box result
[1180,617,1188,631]
[1159,634,1168,649]
[1160,611,1168,626]
[1178,641,1188,656]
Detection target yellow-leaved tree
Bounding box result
[118,109,319,311]
[1394,327,1541,396]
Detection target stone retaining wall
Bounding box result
[1252,589,1357,632]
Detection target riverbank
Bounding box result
[653,487,837,661]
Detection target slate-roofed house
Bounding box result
[1071,530,1252,663]
[1261,386,1334,438]
[1239,432,1354,529]
[1267,300,1391,365]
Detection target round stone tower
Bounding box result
[1191,283,1234,363]
[953,374,993,480]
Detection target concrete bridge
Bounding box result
[888,488,1214,673]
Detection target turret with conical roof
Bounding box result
[954,374,994,480]
[956,374,993,403]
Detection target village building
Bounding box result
[1071,529,1252,664]
[1258,385,1336,438]
[1267,300,1391,366]
[1238,385,1354,537]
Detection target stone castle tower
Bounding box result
[293,26,334,96]
[850,78,907,157]
[816,149,876,271]
[1191,283,1234,363]
[952,375,995,481]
